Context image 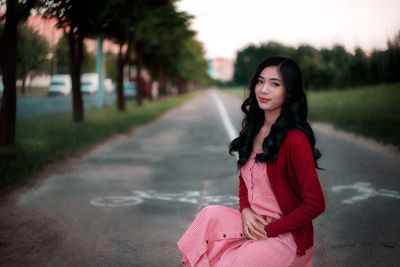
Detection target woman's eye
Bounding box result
[256,79,263,84]
[272,82,280,87]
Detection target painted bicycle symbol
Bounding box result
[332,182,400,204]
[90,190,239,208]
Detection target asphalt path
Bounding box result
[15,93,116,119]
[1,90,399,266]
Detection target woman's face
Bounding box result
[255,66,288,113]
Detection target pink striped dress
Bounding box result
[177,147,314,266]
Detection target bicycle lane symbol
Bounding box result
[332,182,400,204]
[90,190,239,208]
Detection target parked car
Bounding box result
[81,73,98,95]
[48,74,72,96]
[81,73,114,94]
[104,78,114,93]
[123,81,137,99]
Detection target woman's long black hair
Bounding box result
[229,56,322,169]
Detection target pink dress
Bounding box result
[177,147,314,266]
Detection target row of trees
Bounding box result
[233,32,400,90]
[0,23,49,94]
[0,0,209,146]
[0,24,117,94]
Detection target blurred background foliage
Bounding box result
[1,0,399,94]
[231,31,400,90]
[0,23,49,92]
[53,35,96,76]
[0,0,209,91]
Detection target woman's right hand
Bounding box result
[241,208,268,240]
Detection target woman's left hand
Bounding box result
[241,208,268,240]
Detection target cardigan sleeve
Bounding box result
[265,132,325,237]
[238,170,251,213]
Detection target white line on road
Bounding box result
[210,90,238,142]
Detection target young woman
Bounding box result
[177,56,325,266]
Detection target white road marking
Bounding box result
[210,90,238,142]
[90,196,143,207]
[90,190,239,208]
[197,180,210,212]
[92,91,242,209]
[332,182,400,204]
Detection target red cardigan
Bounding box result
[239,129,325,255]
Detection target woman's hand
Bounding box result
[241,208,268,240]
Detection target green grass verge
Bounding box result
[0,92,200,192]
[307,83,400,148]
[224,83,400,148]
[17,86,48,97]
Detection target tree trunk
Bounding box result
[165,74,171,95]
[177,77,186,95]
[0,0,18,145]
[21,74,27,95]
[158,67,167,96]
[68,30,84,122]
[116,42,126,111]
[148,76,154,102]
[135,43,143,106]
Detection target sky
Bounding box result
[176,0,400,60]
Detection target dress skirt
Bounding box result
[177,148,313,266]
[177,205,313,267]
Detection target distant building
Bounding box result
[27,14,119,54]
[208,57,234,82]
[27,15,63,48]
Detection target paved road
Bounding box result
[1,90,399,266]
[15,93,116,119]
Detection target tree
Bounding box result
[43,0,107,121]
[386,31,400,83]
[141,4,192,96]
[104,52,118,81]
[0,0,39,146]
[233,42,293,86]
[293,45,324,89]
[233,45,262,86]
[141,4,206,96]
[16,23,49,94]
[330,45,352,88]
[54,35,95,75]
[102,0,137,111]
[350,47,368,86]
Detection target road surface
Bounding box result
[1,90,399,266]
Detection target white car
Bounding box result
[81,73,113,94]
[48,74,72,96]
[104,78,114,93]
[81,73,98,95]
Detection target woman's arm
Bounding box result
[239,170,251,212]
[265,133,326,237]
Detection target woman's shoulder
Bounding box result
[283,128,309,146]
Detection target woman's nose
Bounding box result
[261,84,269,93]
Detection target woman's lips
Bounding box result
[259,97,271,103]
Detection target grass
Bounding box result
[0,92,200,192]
[224,83,400,149]
[307,83,400,148]
[17,86,48,97]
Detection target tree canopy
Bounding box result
[232,33,400,89]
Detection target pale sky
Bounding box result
[177,0,400,60]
